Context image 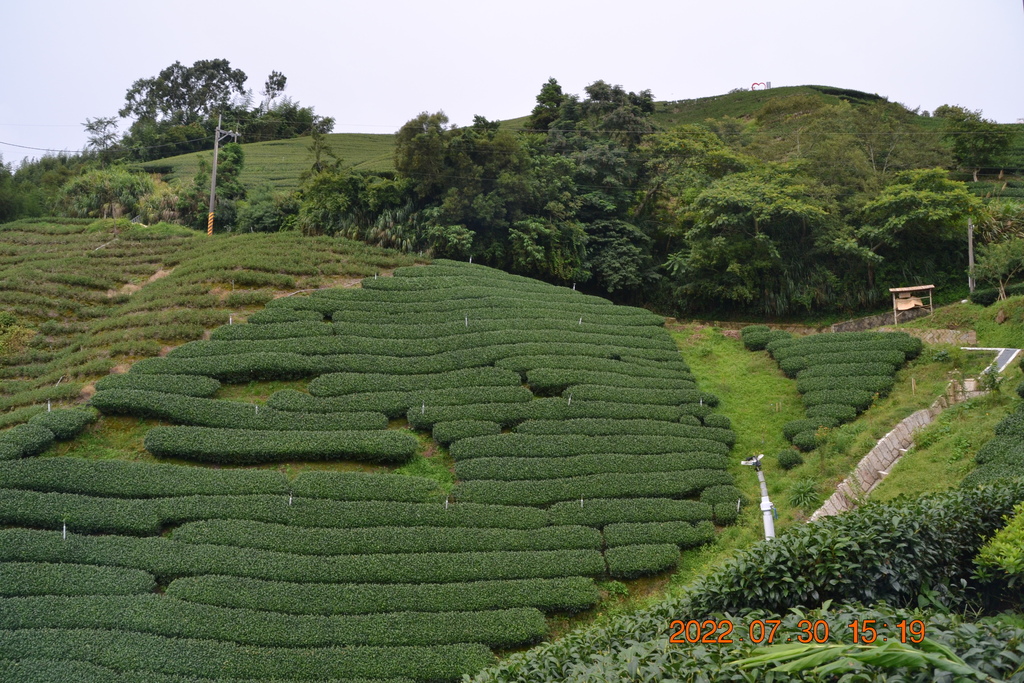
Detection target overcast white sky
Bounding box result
[1,0,1021,163]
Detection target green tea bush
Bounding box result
[0,595,547,649]
[144,427,417,464]
[287,470,442,503]
[740,325,791,351]
[701,413,731,430]
[777,449,804,470]
[27,408,95,440]
[168,575,600,615]
[0,457,287,498]
[782,417,839,441]
[0,627,492,681]
[994,407,1024,437]
[433,420,502,446]
[267,386,532,418]
[0,423,54,460]
[130,352,322,381]
[407,399,692,430]
[498,355,691,379]
[546,498,713,527]
[805,403,858,423]
[246,307,324,324]
[337,317,669,343]
[209,321,333,341]
[172,519,601,555]
[526,367,695,394]
[450,434,730,461]
[969,282,1024,305]
[92,389,388,431]
[0,487,159,535]
[308,367,520,396]
[779,350,906,377]
[801,388,875,412]
[515,418,734,446]
[454,470,733,506]
[454,452,730,481]
[1017,380,1024,400]
[94,373,221,397]
[0,562,155,596]
[331,306,663,328]
[683,478,1024,616]
[791,430,822,452]
[0,529,606,584]
[603,520,715,549]
[562,384,717,407]
[797,362,899,378]
[699,484,745,507]
[605,544,680,579]
[712,502,739,525]
[795,374,895,395]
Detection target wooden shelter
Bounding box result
[889,285,934,325]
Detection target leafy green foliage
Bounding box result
[777,449,804,470]
[26,408,95,440]
[0,423,54,460]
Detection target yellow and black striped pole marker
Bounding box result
[207,212,214,236]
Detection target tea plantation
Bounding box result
[0,259,741,681]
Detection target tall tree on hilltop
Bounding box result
[120,59,249,125]
[934,105,1014,182]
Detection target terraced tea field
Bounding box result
[0,258,740,681]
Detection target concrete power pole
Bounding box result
[207,114,240,236]
[968,218,976,293]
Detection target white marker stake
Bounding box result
[421,402,425,414]
[465,315,468,327]
[578,317,582,325]
[289,492,293,506]
[580,497,584,508]
[47,400,51,412]
[567,394,572,406]
[229,315,233,325]
[445,498,449,510]
[62,521,66,540]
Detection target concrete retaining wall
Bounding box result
[874,326,977,346]
[809,378,986,522]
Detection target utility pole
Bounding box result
[207,114,240,236]
[968,218,976,293]
[742,454,776,540]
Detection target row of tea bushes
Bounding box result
[743,327,920,451]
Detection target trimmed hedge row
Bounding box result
[801,389,875,411]
[171,519,602,555]
[209,321,333,341]
[782,417,839,441]
[167,575,600,616]
[546,498,713,528]
[796,362,899,378]
[968,282,1024,305]
[0,423,54,460]
[94,372,221,397]
[560,385,718,408]
[0,658,411,683]
[603,520,716,549]
[0,458,289,498]
[407,399,693,430]
[769,334,922,362]
[453,470,734,506]
[287,470,442,503]
[496,354,691,378]
[330,306,664,327]
[525,367,695,394]
[267,386,533,418]
[246,307,324,324]
[515,419,734,446]
[795,374,895,395]
[0,562,156,597]
[139,345,681,380]
[308,367,521,396]
[434,420,502,446]
[0,478,549,530]
[454,452,730,482]
[740,325,792,351]
[0,595,547,649]
[27,408,95,440]
[0,628,493,681]
[168,330,677,360]
[605,544,680,579]
[92,389,388,431]
[778,349,906,377]
[0,529,607,584]
[334,317,669,342]
[450,434,730,461]
[143,427,418,464]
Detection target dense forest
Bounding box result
[2,61,1023,318]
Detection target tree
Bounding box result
[82,116,120,163]
[119,59,248,125]
[394,111,452,199]
[529,78,566,132]
[845,168,980,289]
[261,71,287,109]
[974,238,1024,300]
[934,105,1013,181]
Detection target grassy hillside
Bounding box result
[138,132,396,191]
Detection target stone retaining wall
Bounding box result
[874,326,977,346]
[809,378,986,521]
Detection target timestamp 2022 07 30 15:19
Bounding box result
[668,618,927,646]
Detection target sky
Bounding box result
[1,0,1022,164]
